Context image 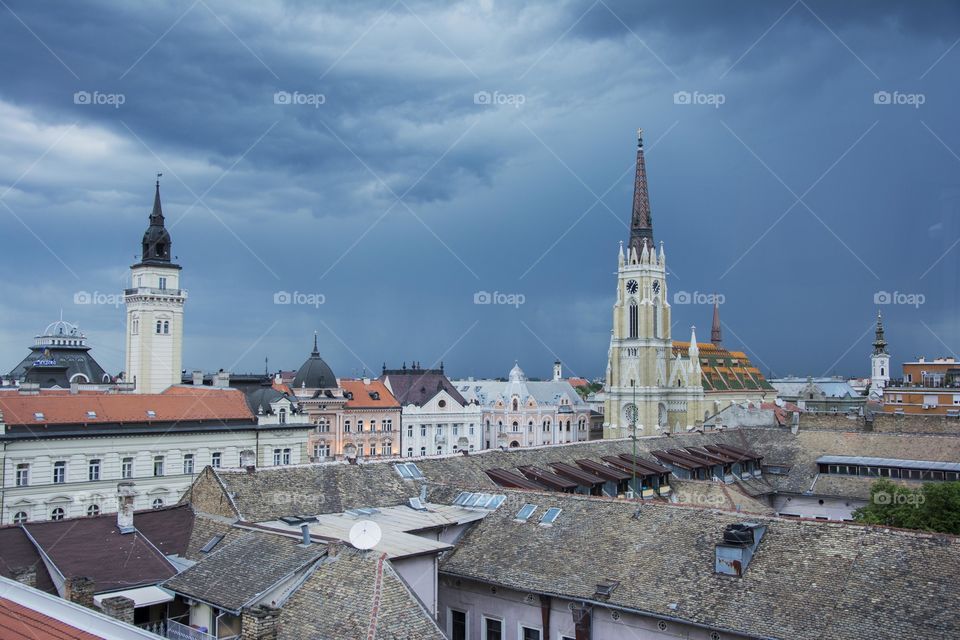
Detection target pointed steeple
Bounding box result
[711,300,722,346]
[873,310,888,355]
[629,128,654,257]
[138,175,176,266]
[312,331,320,356]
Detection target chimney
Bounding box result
[192,370,204,386]
[117,482,136,533]
[715,523,766,577]
[214,370,231,388]
[10,566,36,588]
[299,523,311,546]
[99,595,135,625]
[63,576,95,609]
[241,605,280,640]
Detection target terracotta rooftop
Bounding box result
[0,597,101,640]
[0,387,253,426]
[340,379,399,409]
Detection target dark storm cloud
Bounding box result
[0,0,957,382]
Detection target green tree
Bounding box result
[852,479,960,534]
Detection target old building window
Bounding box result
[163,320,170,334]
[15,463,29,487]
[88,459,101,481]
[53,461,66,484]
[484,617,503,640]
[159,276,167,290]
[407,447,413,457]
[384,419,393,432]
[421,425,427,437]
[153,456,165,477]
[210,452,222,468]
[87,504,100,517]
[152,498,164,509]
[314,443,330,459]
[358,420,364,433]
[344,420,351,433]
[420,446,427,456]
[50,507,65,521]
[156,320,162,334]
[283,448,291,465]
[183,454,195,475]
[122,457,134,479]
[450,609,466,640]
[278,408,287,424]
[13,511,27,524]
[512,399,519,411]
[273,449,282,465]
[629,301,638,338]
[407,425,413,437]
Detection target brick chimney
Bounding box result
[117,482,136,533]
[63,576,95,609]
[192,370,204,386]
[241,605,280,640]
[100,595,135,625]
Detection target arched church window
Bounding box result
[156,320,162,334]
[512,398,518,411]
[629,301,638,338]
[163,321,170,334]
[652,299,660,338]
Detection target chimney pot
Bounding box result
[117,482,136,533]
[300,523,311,546]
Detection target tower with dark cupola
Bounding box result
[124,178,187,393]
[603,130,703,438]
[870,310,890,399]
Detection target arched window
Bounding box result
[278,408,287,424]
[407,447,413,457]
[652,299,660,338]
[13,511,27,524]
[51,507,65,521]
[163,321,170,334]
[420,446,426,456]
[156,320,162,334]
[512,421,519,432]
[512,398,519,411]
[87,504,100,517]
[152,498,164,509]
[528,421,533,432]
[629,301,638,338]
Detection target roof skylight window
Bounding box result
[515,504,537,521]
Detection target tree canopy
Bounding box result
[852,479,960,534]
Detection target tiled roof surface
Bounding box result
[183,514,248,561]
[0,597,101,640]
[340,379,400,409]
[381,370,467,407]
[278,549,444,640]
[163,530,324,612]
[0,387,253,425]
[673,342,774,392]
[440,490,960,639]
[23,516,177,592]
[670,479,774,513]
[0,527,55,594]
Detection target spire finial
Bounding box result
[156,171,162,187]
[312,331,319,355]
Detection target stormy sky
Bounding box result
[1,0,958,382]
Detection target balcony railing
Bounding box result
[165,618,238,640]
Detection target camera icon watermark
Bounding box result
[873,491,924,507]
[474,290,525,308]
[73,91,125,109]
[873,90,925,109]
[74,291,123,308]
[274,290,325,308]
[673,90,725,108]
[873,290,925,308]
[673,291,724,305]
[473,90,525,109]
[274,90,326,108]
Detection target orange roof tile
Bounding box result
[0,387,253,425]
[0,598,101,639]
[340,379,400,409]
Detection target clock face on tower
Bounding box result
[652,280,661,295]
[626,280,639,294]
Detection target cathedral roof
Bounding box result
[672,341,774,393]
[628,128,655,257]
[292,334,338,390]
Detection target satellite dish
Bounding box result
[348,520,382,550]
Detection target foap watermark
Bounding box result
[673,291,725,305]
[274,90,326,108]
[673,90,725,108]
[874,290,925,308]
[473,90,525,108]
[873,491,925,507]
[74,291,123,308]
[474,290,525,308]
[73,90,125,109]
[274,290,326,308]
[873,90,925,109]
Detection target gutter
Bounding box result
[438,571,780,640]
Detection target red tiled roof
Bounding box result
[341,379,400,409]
[0,598,100,639]
[0,388,253,425]
[567,377,590,388]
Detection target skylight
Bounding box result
[200,534,225,553]
[394,462,424,480]
[540,507,562,524]
[465,493,491,507]
[146,410,157,418]
[453,492,471,506]
[485,495,506,509]
[86,411,97,419]
[408,497,427,511]
[515,504,537,521]
[33,412,45,421]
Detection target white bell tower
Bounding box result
[870,311,889,400]
[124,178,186,393]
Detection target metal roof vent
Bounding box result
[715,523,766,577]
[593,580,620,600]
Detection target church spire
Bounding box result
[711,300,722,346]
[150,174,164,226]
[138,174,175,266]
[629,128,654,257]
[873,310,888,355]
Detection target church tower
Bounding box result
[603,130,703,438]
[870,310,890,399]
[124,179,186,393]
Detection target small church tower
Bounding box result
[124,178,187,393]
[870,310,890,399]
